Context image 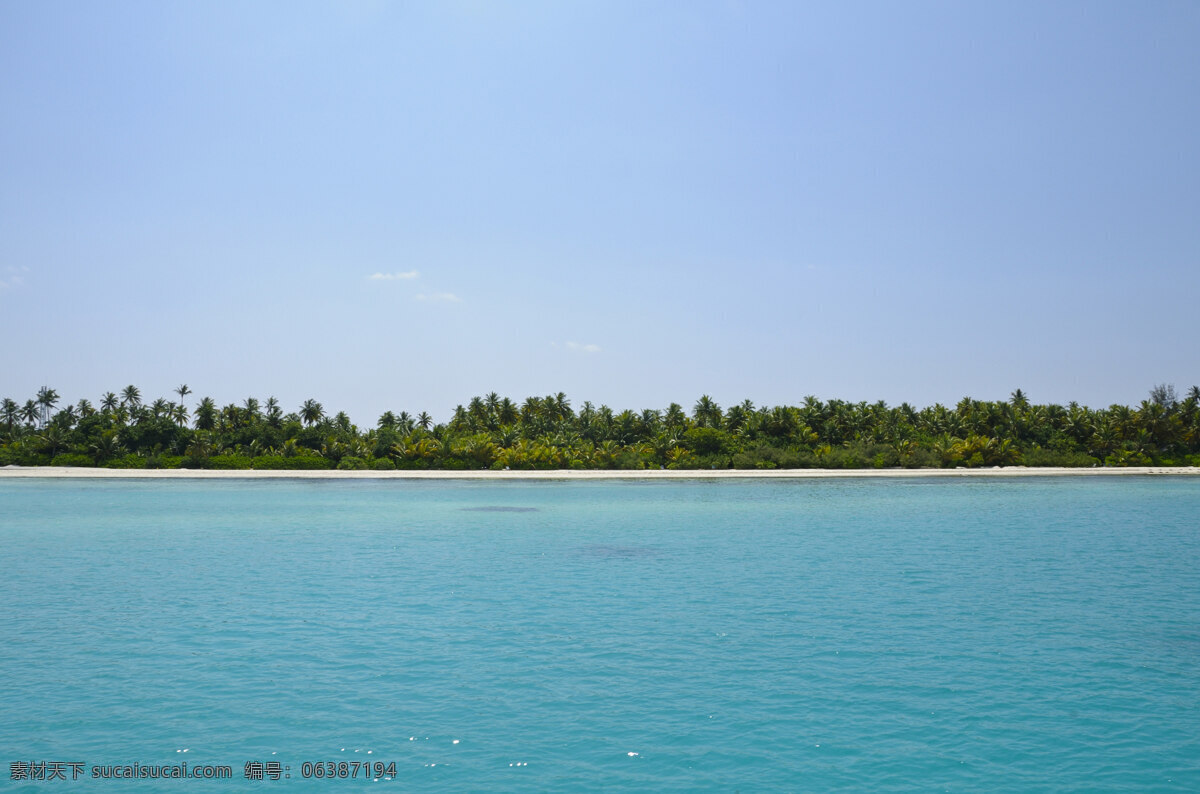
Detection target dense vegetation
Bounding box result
[2,385,1198,470]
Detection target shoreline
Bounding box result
[1,466,1197,480]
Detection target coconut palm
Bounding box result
[37,426,70,457]
[553,392,572,421]
[497,398,518,426]
[2,398,19,434]
[185,432,215,460]
[36,386,59,427]
[693,395,722,429]
[90,429,123,463]
[21,400,39,427]
[121,385,141,409]
[264,397,282,427]
[54,404,78,428]
[467,397,488,429]
[300,399,324,427]
[194,397,217,431]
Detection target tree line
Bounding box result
[2,384,1198,470]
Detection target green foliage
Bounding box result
[614,449,650,470]
[1021,447,1099,467]
[208,454,254,470]
[120,416,189,455]
[7,384,1200,471]
[250,455,333,470]
[104,455,147,469]
[50,453,94,467]
[899,448,940,469]
[682,427,732,456]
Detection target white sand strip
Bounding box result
[0,466,1197,480]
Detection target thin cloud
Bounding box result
[566,341,602,353]
[367,270,420,281]
[416,292,461,303]
[0,265,29,292]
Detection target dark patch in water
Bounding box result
[580,544,660,559]
[461,506,539,513]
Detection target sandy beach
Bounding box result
[1,465,1197,480]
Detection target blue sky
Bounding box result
[2,1,1197,424]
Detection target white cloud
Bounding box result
[0,265,29,292]
[566,341,602,353]
[415,292,461,303]
[368,270,420,280]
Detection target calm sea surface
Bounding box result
[2,477,1199,791]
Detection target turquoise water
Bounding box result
[2,477,1199,791]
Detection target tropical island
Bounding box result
[2,385,1198,471]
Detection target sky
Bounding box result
[2,1,1197,424]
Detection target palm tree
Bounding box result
[497,398,518,426]
[56,404,78,428]
[520,396,543,427]
[553,392,572,421]
[264,396,282,427]
[2,398,19,434]
[613,410,640,445]
[640,408,662,435]
[175,384,191,407]
[300,399,324,427]
[121,385,141,409]
[21,400,39,427]
[185,432,215,460]
[76,398,95,418]
[101,392,119,413]
[724,403,747,434]
[90,429,123,463]
[38,426,70,457]
[36,386,59,428]
[219,403,244,430]
[194,397,217,430]
[417,411,432,431]
[467,397,487,429]
[693,395,721,429]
